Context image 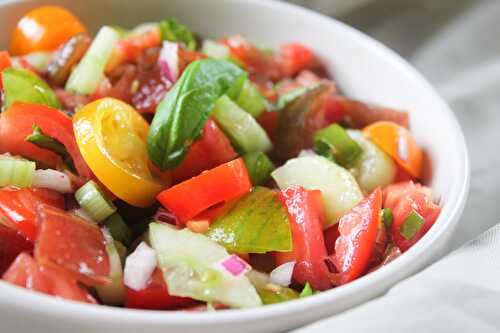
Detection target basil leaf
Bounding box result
[159,18,197,51]
[205,187,292,253]
[2,67,61,109]
[147,59,246,170]
[25,124,74,170]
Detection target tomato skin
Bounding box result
[0,187,64,242]
[125,269,195,310]
[171,119,237,183]
[278,43,316,77]
[0,224,33,275]
[10,6,87,56]
[73,98,164,207]
[34,205,111,286]
[2,253,96,304]
[257,111,280,140]
[384,182,440,252]
[333,188,382,285]
[0,103,93,179]
[157,158,252,223]
[0,51,11,89]
[277,186,331,291]
[323,224,340,255]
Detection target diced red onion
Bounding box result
[215,254,252,277]
[159,41,179,83]
[32,169,73,193]
[153,207,178,225]
[124,242,157,291]
[269,261,295,286]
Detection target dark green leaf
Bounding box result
[242,151,275,185]
[258,284,299,305]
[159,18,197,51]
[103,213,133,246]
[273,83,334,161]
[147,59,246,170]
[205,187,292,253]
[400,210,424,240]
[25,124,74,170]
[2,67,61,109]
[313,123,363,168]
[381,208,394,229]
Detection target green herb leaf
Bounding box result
[159,18,197,51]
[2,67,61,109]
[273,83,334,161]
[147,59,246,170]
[242,151,275,185]
[381,208,393,229]
[314,124,363,168]
[25,124,74,170]
[400,210,424,240]
[299,282,318,298]
[258,284,299,305]
[103,213,133,246]
[206,187,292,253]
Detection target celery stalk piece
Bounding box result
[65,26,119,95]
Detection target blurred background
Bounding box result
[285,0,499,250]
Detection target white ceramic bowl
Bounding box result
[0,1,469,332]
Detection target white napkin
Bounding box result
[294,224,500,333]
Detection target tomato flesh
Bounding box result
[0,103,93,179]
[3,253,96,303]
[383,182,440,252]
[0,224,33,275]
[0,187,64,242]
[171,119,237,183]
[277,186,331,290]
[125,269,195,310]
[157,158,251,223]
[34,205,111,286]
[278,43,316,77]
[0,51,11,89]
[333,188,382,285]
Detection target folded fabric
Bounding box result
[294,224,500,333]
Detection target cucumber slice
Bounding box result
[95,237,125,305]
[271,155,363,228]
[149,223,261,308]
[234,80,266,118]
[213,95,272,153]
[202,40,230,59]
[347,130,396,193]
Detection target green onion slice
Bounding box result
[313,124,363,168]
[0,155,35,188]
[381,208,394,229]
[242,151,275,185]
[75,180,116,222]
[400,210,425,240]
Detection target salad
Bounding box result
[0,6,441,310]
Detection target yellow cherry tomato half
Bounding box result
[10,6,87,56]
[363,121,423,178]
[73,97,165,207]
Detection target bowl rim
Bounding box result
[0,0,470,326]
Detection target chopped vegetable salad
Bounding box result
[0,6,440,310]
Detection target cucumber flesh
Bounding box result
[149,223,261,308]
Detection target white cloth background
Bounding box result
[287,0,500,331]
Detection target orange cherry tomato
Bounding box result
[363,121,423,178]
[10,6,87,56]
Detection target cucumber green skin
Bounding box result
[206,187,292,253]
[258,286,299,305]
[95,241,125,305]
[149,223,261,308]
[213,95,272,153]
